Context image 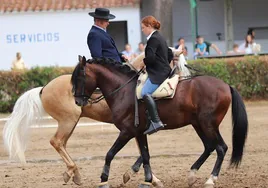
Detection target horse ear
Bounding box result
[78,55,83,63]
[82,56,87,66]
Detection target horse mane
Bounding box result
[71,57,137,87]
[88,58,137,76]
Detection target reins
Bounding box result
[88,67,144,104]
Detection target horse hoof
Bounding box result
[152,174,164,188]
[72,170,82,185]
[204,175,217,188]
[188,170,197,187]
[139,182,152,188]
[123,171,131,184]
[204,182,214,188]
[152,180,164,188]
[63,171,71,183]
[123,168,136,184]
[98,182,109,188]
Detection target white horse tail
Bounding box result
[3,87,46,163]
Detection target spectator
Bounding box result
[135,42,145,57]
[175,37,188,59]
[194,36,222,55]
[11,52,26,71]
[227,44,242,55]
[239,34,257,54]
[121,44,135,61]
[194,36,209,59]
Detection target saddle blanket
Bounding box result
[136,72,179,100]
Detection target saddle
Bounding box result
[136,67,179,100]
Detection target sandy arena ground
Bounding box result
[0,102,268,188]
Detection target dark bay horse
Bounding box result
[71,56,248,188]
[3,75,162,186]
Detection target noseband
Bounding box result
[73,67,91,101]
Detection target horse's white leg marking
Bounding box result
[188,169,198,187]
[204,175,218,188]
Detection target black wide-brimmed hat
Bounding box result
[88,8,115,20]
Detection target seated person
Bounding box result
[227,44,243,55]
[175,37,188,59]
[194,36,222,55]
[134,42,145,57]
[194,36,209,59]
[121,44,135,62]
[239,34,258,54]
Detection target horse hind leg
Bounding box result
[188,124,217,187]
[204,131,228,188]
[50,120,81,185]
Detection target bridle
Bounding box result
[73,63,144,105]
[73,67,91,102]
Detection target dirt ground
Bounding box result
[1,102,268,188]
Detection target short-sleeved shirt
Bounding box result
[195,41,212,53]
[196,43,207,52]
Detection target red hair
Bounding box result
[141,16,161,30]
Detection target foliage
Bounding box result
[0,66,73,112]
[188,55,268,99]
[0,55,268,113]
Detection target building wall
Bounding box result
[172,0,268,58]
[0,7,141,70]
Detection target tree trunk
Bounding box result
[141,0,174,46]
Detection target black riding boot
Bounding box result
[143,94,165,135]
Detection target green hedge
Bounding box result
[188,55,268,99]
[0,56,268,113]
[0,66,73,112]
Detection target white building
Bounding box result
[0,0,141,70]
[1,0,267,70]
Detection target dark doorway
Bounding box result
[107,21,128,52]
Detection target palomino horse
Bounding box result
[2,54,165,187]
[71,56,248,188]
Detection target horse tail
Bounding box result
[3,87,46,163]
[229,86,248,167]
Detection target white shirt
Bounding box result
[93,25,106,32]
[239,42,257,54]
[147,30,156,40]
[12,58,25,70]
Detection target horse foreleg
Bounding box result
[123,138,163,187]
[50,121,81,185]
[98,131,132,188]
[135,134,154,188]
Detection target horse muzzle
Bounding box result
[74,97,88,107]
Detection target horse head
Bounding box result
[71,55,98,106]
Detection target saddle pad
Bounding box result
[136,72,179,100]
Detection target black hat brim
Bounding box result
[88,12,115,20]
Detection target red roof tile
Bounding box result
[0,0,140,13]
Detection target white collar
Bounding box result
[94,25,106,32]
[147,30,156,40]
